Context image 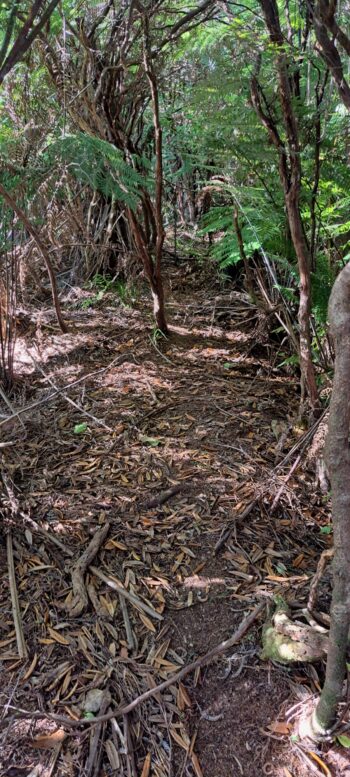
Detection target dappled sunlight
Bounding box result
[100,362,173,396]
[169,323,251,344]
[179,345,232,362]
[183,575,226,588]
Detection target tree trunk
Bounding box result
[151,280,168,333]
[307,261,350,736]
[128,208,168,335]
[253,0,318,409]
[285,194,318,407]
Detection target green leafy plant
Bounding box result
[74,422,88,434]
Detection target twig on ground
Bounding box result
[7,601,265,727]
[90,566,163,622]
[86,690,111,777]
[30,352,113,432]
[68,523,111,618]
[0,354,128,428]
[215,500,257,554]
[274,408,328,473]
[142,483,189,509]
[7,532,28,659]
[0,385,25,428]
[119,594,135,650]
[216,409,329,552]
[270,453,301,512]
[307,548,334,613]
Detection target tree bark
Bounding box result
[285,193,318,406]
[128,208,168,334]
[253,0,318,408]
[143,15,168,335]
[310,261,350,735]
[313,1,350,110]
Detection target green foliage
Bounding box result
[44,133,147,209]
[81,274,137,309]
[74,422,88,434]
[311,254,335,324]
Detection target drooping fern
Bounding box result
[42,133,148,209]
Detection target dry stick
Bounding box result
[215,500,256,554]
[0,353,128,429]
[270,453,302,513]
[6,532,28,659]
[8,601,264,728]
[307,548,334,613]
[142,483,187,509]
[274,407,328,472]
[86,690,111,777]
[24,522,160,624]
[119,594,135,651]
[0,181,67,333]
[0,386,25,429]
[89,566,163,622]
[68,523,111,618]
[30,353,113,432]
[216,408,329,554]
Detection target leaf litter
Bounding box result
[0,261,346,777]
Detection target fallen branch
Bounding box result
[270,453,301,513]
[86,690,111,777]
[68,523,111,618]
[7,601,264,727]
[90,566,163,622]
[142,483,189,509]
[215,500,256,554]
[7,532,28,659]
[216,409,330,553]
[119,594,135,650]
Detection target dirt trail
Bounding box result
[0,265,344,776]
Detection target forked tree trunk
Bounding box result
[308,261,350,736]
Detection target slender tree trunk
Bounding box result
[143,14,168,335]
[0,182,67,333]
[307,262,350,736]
[128,208,168,334]
[252,0,318,408]
[285,194,318,406]
[233,208,257,303]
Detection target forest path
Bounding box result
[0,263,340,776]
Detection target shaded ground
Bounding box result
[0,260,347,776]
